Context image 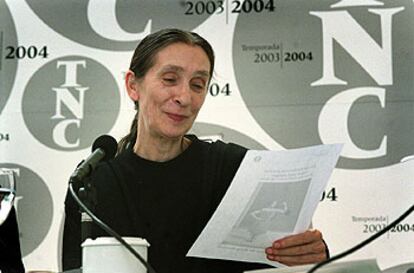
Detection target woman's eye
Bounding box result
[191,85,205,93]
[191,81,206,91]
[163,78,176,83]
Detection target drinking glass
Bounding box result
[0,168,17,225]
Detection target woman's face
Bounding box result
[128,42,211,140]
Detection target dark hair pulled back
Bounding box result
[117,28,215,153]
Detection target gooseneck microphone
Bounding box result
[70,135,117,244]
[68,135,157,273]
[70,135,117,184]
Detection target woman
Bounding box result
[63,28,328,273]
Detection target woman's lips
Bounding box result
[166,113,187,122]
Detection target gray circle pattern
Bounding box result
[22,56,120,151]
[191,122,266,150]
[25,0,212,51]
[0,0,18,114]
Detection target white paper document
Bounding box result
[187,144,343,267]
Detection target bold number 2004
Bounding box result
[284,51,313,62]
[5,46,49,59]
[232,0,275,13]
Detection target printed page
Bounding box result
[187,144,343,267]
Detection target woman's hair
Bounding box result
[117,28,215,153]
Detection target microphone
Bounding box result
[68,135,117,242]
[70,135,117,184]
[67,135,158,272]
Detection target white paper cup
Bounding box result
[82,237,149,273]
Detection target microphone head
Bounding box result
[92,135,117,161]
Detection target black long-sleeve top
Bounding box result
[63,136,270,273]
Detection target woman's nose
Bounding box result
[173,84,191,106]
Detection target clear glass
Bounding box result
[0,168,17,225]
[0,168,16,195]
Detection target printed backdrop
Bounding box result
[0,0,413,271]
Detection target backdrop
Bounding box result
[0,0,413,271]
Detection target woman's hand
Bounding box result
[265,229,328,266]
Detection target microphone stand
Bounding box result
[69,159,97,243]
[68,174,157,273]
[77,179,96,243]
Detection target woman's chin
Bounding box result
[159,127,190,139]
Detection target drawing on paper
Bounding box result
[222,179,310,248]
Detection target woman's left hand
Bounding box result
[265,229,328,266]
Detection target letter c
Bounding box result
[318,87,386,159]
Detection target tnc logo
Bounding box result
[311,0,405,160]
[233,0,413,169]
[22,56,119,151]
[51,60,90,148]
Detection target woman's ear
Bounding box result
[125,70,140,102]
